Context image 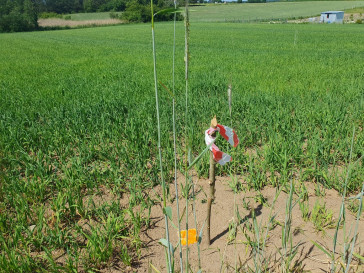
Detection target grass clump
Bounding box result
[311,200,335,234]
[348,199,362,215]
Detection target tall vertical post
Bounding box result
[207,117,217,245]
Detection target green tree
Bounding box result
[122,0,182,23]
[45,0,75,14]
[0,0,39,32]
[24,0,38,29]
[121,0,150,22]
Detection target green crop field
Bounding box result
[189,1,364,22]
[0,20,363,271]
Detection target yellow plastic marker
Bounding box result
[180,229,197,246]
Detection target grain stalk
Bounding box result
[183,5,201,265]
[172,0,183,272]
[184,1,190,271]
[281,179,295,273]
[345,182,363,273]
[255,186,284,272]
[331,127,355,273]
[191,176,202,270]
[228,83,238,271]
[150,3,172,272]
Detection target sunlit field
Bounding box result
[0,21,363,271]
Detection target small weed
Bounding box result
[227,220,238,243]
[228,175,242,193]
[254,193,267,206]
[242,198,251,210]
[120,244,132,266]
[181,181,193,200]
[299,200,310,222]
[298,182,309,201]
[280,180,302,273]
[348,199,361,215]
[311,200,335,233]
[299,182,310,221]
[314,183,325,197]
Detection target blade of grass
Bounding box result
[187,139,215,171]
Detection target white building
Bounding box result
[320,11,344,24]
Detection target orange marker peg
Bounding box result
[180,229,197,246]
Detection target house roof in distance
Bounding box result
[321,11,344,14]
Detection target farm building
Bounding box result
[320,11,344,23]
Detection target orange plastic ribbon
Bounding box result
[180,229,197,246]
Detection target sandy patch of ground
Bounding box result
[134,174,363,273]
[38,18,123,28]
[343,13,364,23]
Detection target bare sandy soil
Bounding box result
[133,174,363,273]
[343,13,364,23]
[38,18,122,28]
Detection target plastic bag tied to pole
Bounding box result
[205,124,239,166]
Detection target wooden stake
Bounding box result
[207,116,217,245]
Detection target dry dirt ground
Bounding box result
[133,174,363,273]
[38,18,122,28]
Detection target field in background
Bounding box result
[0,21,363,271]
[38,1,364,28]
[346,6,364,13]
[38,18,122,28]
[38,12,123,28]
[189,1,364,22]
[65,12,122,21]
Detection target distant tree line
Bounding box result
[0,0,39,32]
[0,0,181,32]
